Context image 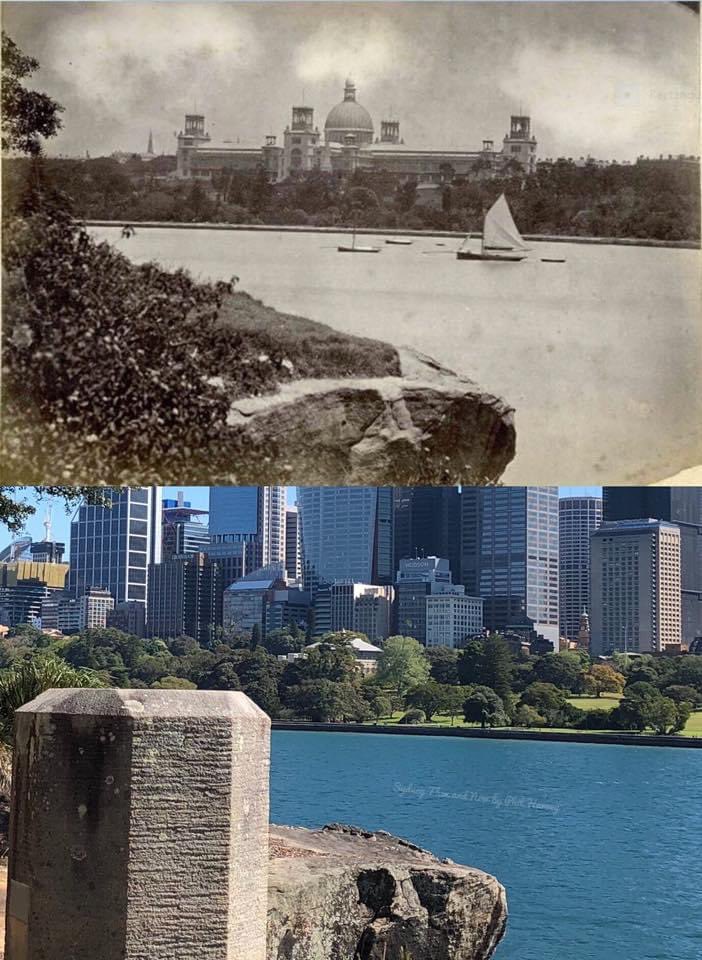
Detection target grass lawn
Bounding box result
[368,701,702,738]
[566,695,623,711]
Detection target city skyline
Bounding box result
[2,486,604,558]
[3,3,698,160]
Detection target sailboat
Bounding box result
[338,210,380,253]
[456,193,529,261]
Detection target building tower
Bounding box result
[161,492,210,560]
[603,487,702,647]
[324,79,374,146]
[590,519,682,655]
[478,487,559,648]
[285,505,302,582]
[576,610,591,652]
[380,121,400,144]
[393,487,462,585]
[209,487,286,571]
[559,495,603,642]
[146,130,154,156]
[176,114,211,177]
[297,487,394,596]
[283,105,319,177]
[68,487,162,613]
[501,115,537,173]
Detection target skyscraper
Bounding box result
[603,487,702,646]
[590,519,681,654]
[393,487,461,584]
[297,487,394,594]
[161,493,210,560]
[209,487,286,569]
[559,496,602,641]
[478,487,559,646]
[68,487,162,611]
[147,551,223,646]
[285,505,301,581]
[395,556,456,645]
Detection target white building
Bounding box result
[79,587,115,631]
[313,580,393,640]
[425,593,483,648]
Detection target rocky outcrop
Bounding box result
[267,824,508,960]
[223,349,515,485]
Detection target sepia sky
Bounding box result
[2,2,699,160]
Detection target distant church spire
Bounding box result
[147,129,154,155]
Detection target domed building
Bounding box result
[175,81,537,184]
[324,79,374,147]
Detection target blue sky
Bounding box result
[2,486,601,553]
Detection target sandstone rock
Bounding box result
[223,349,515,485]
[267,824,508,960]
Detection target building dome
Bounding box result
[324,79,374,145]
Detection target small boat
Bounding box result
[385,238,413,246]
[338,243,380,253]
[457,194,529,261]
[338,214,380,253]
[541,257,566,263]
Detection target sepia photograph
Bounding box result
[0,3,701,960]
[1,1,700,484]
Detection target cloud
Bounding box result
[43,4,260,114]
[294,16,410,89]
[499,40,698,157]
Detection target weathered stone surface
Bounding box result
[267,823,507,960]
[5,689,270,960]
[223,349,515,485]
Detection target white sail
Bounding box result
[482,193,528,252]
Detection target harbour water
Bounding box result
[270,731,702,960]
[90,224,701,484]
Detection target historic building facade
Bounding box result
[175,79,537,183]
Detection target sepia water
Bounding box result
[270,731,702,960]
[90,225,701,483]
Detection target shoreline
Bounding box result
[271,721,702,748]
[82,219,700,250]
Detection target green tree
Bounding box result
[533,652,585,693]
[405,680,445,721]
[661,684,702,708]
[1,33,63,156]
[426,646,459,685]
[513,703,546,728]
[369,694,392,722]
[582,664,626,698]
[0,653,104,743]
[441,685,469,726]
[377,636,430,699]
[463,686,508,728]
[250,622,262,650]
[151,676,196,690]
[520,682,568,724]
[458,636,514,700]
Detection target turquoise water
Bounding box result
[270,731,702,960]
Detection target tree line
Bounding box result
[1,623,700,744]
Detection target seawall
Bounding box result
[82,220,700,249]
[271,720,702,748]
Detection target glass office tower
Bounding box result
[297,487,394,594]
[559,495,603,641]
[479,486,559,646]
[68,487,162,610]
[209,486,286,569]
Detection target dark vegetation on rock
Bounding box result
[1,183,402,482]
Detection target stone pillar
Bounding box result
[5,689,270,960]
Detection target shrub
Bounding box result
[398,708,426,725]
